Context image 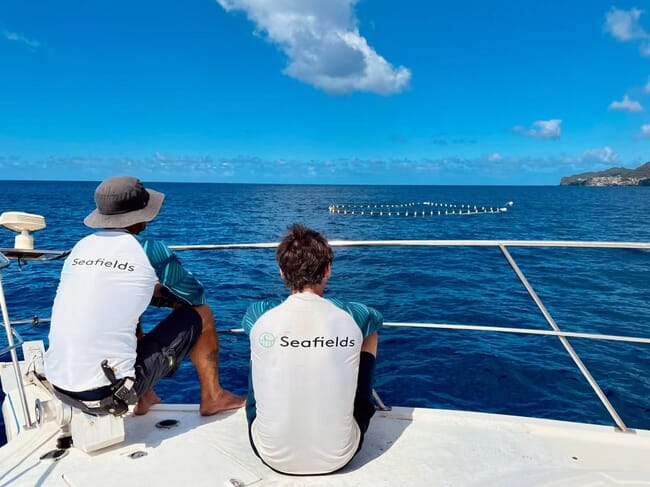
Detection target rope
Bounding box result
[328,201,514,217]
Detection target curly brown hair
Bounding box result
[276,223,333,292]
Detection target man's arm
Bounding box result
[328,298,383,338]
[361,331,378,356]
[137,237,207,306]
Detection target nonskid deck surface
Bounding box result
[0,405,649,486]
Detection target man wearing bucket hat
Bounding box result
[45,176,245,416]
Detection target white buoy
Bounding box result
[328,200,510,219]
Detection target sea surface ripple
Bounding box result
[0,182,649,444]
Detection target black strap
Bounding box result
[49,361,138,417]
[101,360,118,383]
[51,361,138,416]
[52,386,128,416]
[101,360,138,409]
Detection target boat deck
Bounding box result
[2,240,650,486]
[1,404,649,486]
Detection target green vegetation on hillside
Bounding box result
[560,162,650,186]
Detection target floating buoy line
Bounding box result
[328,201,514,217]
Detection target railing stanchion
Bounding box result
[372,389,391,411]
[0,273,33,429]
[498,244,628,432]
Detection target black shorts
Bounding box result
[133,306,202,397]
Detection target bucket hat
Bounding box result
[83,176,165,229]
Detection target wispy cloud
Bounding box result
[580,146,620,164]
[604,7,650,56]
[513,119,562,140]
[642,42,650,56]
[645,79,650,92]
[0,154,227,180]
[604,7,648,41]
[0,151,615,185]
[2,30,41,50]
[216,0,411,95]
[608,94,644,112]
[636,124,650,140]
[486,153,502,162]
[430,135,477,145]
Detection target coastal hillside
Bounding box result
[560,161,650,186]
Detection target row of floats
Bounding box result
[328,201,514,217]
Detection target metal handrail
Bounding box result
[1,239,649,432]
[498,244,627,431]
[0,272,33,428]
[8,317,49,327]
[0,327,24,357]
[223,323,650,345]
[383,323,650,344]
[169,238,650,432]
[168,239,650,251]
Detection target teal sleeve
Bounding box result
[137,237,207,306]
[328,298,383,338]
[242,299,283,335]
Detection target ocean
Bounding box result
[0,181,649,445]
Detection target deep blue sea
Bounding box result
[0,181,649,445]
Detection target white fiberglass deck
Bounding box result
[1,404,649,486]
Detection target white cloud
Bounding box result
[513,119,562,140]
[2,30,41,49]
[641,42,650,56]
[637,124,650,139]
[608,94,644,112]
[645,79,650,92]
[216,0,411,95]
[604,7,649,41]
[486,153,502,161]
[604,7,650,58]
[581,146,620,164]
[2,150,638,184]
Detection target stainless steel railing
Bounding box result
[1,240,649,432]
[168,239,650,433]
[0,256,33,428]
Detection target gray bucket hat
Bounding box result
[83,176,165,229]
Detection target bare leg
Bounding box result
[134,388,161,415]
[191,304,245,415]
[133,315,162,415]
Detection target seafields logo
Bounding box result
[71,258,135,272]
[258,332,276,348]
[280,336,355,348]
[257,333,356,349]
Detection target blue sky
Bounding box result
[1,0,649,185]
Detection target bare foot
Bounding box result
[134,388,162,415]
[200,389,246,416]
